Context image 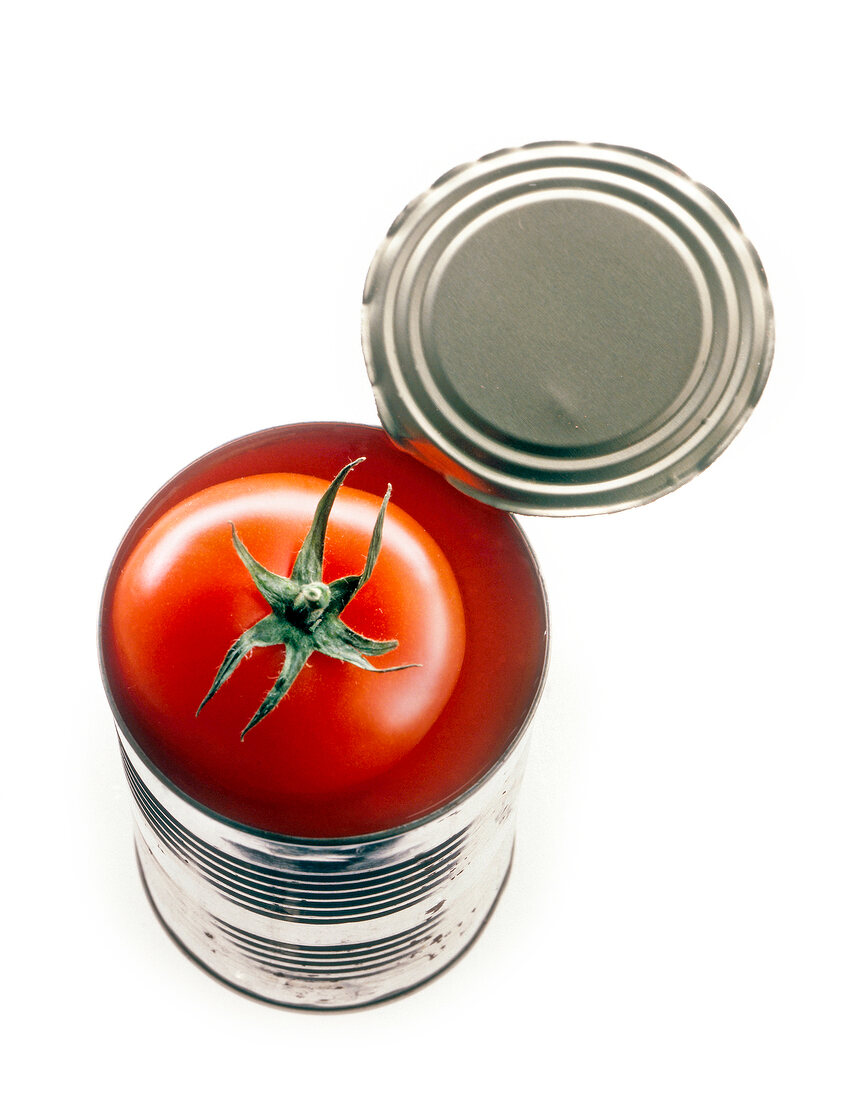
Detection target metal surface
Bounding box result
[119,722,530,1009]
[362,142,774,515]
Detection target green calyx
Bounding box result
[197,458,417,738]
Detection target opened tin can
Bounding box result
[101,142,772,1008]
[101,422,549,1008]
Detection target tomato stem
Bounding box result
[197,459,419,738]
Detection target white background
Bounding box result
[2,2,864,1097]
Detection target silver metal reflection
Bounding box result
[120,724,530,1009]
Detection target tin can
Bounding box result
[100,422,550,1008]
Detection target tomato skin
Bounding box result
[110,472,466,808]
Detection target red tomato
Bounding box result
[109,468,466,816]
[102,424,549,838]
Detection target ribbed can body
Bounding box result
[120,725,530,1008]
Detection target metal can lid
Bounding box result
[362,142,774,516]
